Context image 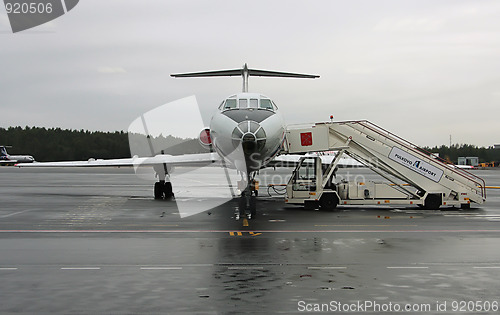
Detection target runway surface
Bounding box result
[1,166,500,314]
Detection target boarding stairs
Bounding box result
[284,120,486,207]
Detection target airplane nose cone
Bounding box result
[232,121,266,152]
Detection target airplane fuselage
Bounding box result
[209,92,285,174]
[0,155,35,163]
[0,146,35,164]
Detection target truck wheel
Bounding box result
[424,194,441,210]
[320,194,339,211]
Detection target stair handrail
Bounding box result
[330,120,486,199]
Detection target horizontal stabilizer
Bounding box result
[171,68,319,79]
[171,69,243,78]
[171,64,319,92]
[247,69,319,79]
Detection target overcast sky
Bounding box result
[1,0,499,147]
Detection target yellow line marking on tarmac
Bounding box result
[243,219,249,227]
[229,231,261,236]
[486,186,500,189]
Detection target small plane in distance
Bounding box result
[17,64,362,219]
[453,164,474,169]
[0,145,35,164]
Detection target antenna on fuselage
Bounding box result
[171,63,319,92]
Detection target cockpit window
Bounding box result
[222,96,277,111]
[260,99,273,110]
[239,99,248,108]
[224,99,237,110]
[249,99,258,108]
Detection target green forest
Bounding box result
[1,126,499,164]
[1,126,130,161]
[0,126,205,162]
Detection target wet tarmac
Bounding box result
[1,167,500,314]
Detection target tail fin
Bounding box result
[171,63,319,92]
[0,146,11,157]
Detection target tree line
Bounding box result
[0,126,206,162]
[1,126,499,164]
[1,126,130,161]
[421,144,500,165]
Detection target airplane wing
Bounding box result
[16,151,363,169]
[16,153,222,168]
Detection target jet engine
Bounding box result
[199,128,212,149]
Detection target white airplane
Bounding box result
[1,146,35,164]
[453,164,474,169]
[18,64,362,219]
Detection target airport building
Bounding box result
[457,156,479,167]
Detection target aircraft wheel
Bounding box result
[154,182,164,199]
[164,182,173,199]
[320,194,338,211]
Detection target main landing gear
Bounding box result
[153,164,174,200]
[154,180,174,200]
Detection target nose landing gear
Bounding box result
[235,175,259,220]
[238,191,257,220]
